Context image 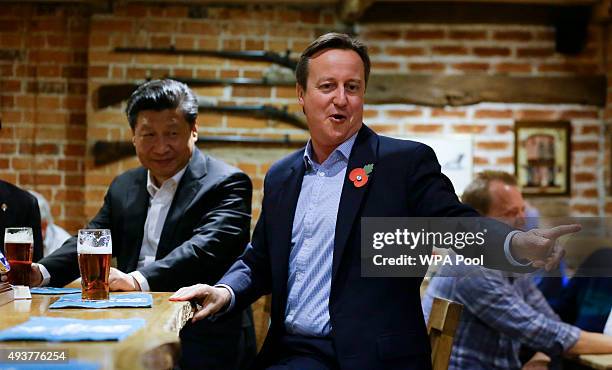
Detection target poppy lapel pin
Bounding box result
[349,164,374,188]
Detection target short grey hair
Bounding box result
[28,190,52,223]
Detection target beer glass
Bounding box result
[4,227,34,286]
[77,229,112,300]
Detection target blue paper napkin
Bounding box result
[48,293,153,309]
[30,287,81,295]
[0,317,145,342]
[0,360,100,370]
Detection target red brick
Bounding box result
[363,30,401,40]
[475,109,513,119]
[64,144,85,156]
[515,110,557,120]
[474,156,490,165]
[517,48,555,58]
[473,47,511,57]
[2,79,21,93]
[452,63,489,72]
[409,63,445,72]
[572,204,598,214]
[406,124,443,133]
[431,109,466,118]
[493,31,532,41]
[92,18,133,33]
[386,110,422,118]
[449,30,487,40]
[300,10,320,24]
[496,125,513,134]
[452,125,487,133]
[574,172,596,182]
[496,156,514,165]
[572,141,599,151]
[0,143,17,154]
[385,46,425,57]
[560,110,599,120]
[372,61,400,70]
[65,174,84,186]
[404,30,445,40]
[88,66,108,78]
[432,46,468,55]
[582,156,598,166]
[495,63,532,73]
[36,65,61,78]
[476,141,509,150]
[580,125,601,135]
[581,188,599,198]
[606,202,612,214]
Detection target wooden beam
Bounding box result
[341,0,376,22]
[593,0,611,21]
[381,0,597,4]
[365,74,607,107]
[359,1,591,24]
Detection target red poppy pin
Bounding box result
[349,164,374,188]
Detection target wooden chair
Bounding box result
[427,297,464,370]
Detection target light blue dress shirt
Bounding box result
[284,132,358,337]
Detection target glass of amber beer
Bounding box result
[77,229,112,300]
[4,227,34,286]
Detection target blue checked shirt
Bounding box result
[283,132,357,337]
[422,263,580,370]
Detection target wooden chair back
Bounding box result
[427,297,464,370]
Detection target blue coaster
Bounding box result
[0,317,145,342]
[0,360,100,369]
[49,293,153,309]
[30,287,81,295]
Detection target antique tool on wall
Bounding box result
[97,74,296,109]
[115,47,297,69]
[93,135,307,166]
[197,103,307,131]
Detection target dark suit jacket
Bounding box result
[219,125,519,370]
[40,149,251,291]
[0,180,43,262]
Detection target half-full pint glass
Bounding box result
[77,229,112,300]
[4,227,33,286]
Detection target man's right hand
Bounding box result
[169,284,231,322]
[0,263,43,286]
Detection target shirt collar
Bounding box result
[303,130,359,170]
[146,164,188,198]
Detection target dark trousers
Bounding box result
[179,307,256,370]
[263,334,338,370]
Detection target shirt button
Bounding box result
[318,171,325,177]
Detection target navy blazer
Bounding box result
[220,125,516,370]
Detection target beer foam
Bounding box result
[77,244,112,254]
[4,231,33,244]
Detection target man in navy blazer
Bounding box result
[171,33,580,370]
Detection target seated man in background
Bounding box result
[0,180,43,263]
[422,171,612,370]
[553,248,612,333]
[22,79,256,370]
[28,190,70,257]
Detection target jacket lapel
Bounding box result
[123,170,149,272]
[157,150,207,258]
[332,125,378,280]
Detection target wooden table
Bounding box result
[0,292,192,370]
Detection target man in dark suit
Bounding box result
[170,34,579,370]
[0,180,44,263]
[30,79,256,369]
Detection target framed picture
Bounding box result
[514,121,571,196]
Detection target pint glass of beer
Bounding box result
[4,227,33,286]
[77,229,112,300]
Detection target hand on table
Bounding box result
[511,224,581,271]
[169,284,231,322]
[109,267,141,291]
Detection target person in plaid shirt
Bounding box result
[423,171,612,370]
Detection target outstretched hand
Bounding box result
[511,224,581,271]
[169,284,231,322]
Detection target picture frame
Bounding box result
[514,121,571,196]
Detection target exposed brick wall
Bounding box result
[0,4,88,232]
[2,3,606,228]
